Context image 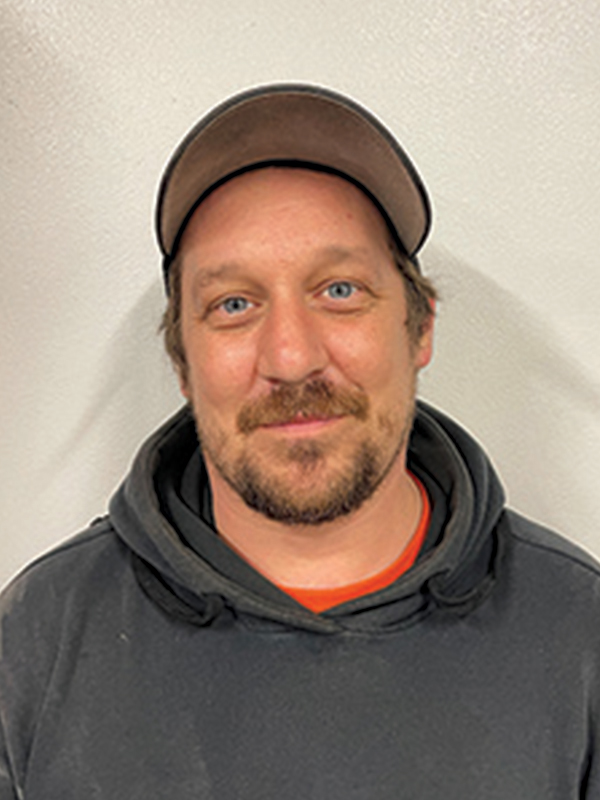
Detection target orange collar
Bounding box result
[278,475,430,613]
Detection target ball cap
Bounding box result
[156,83,431,280]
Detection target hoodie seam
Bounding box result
[237,610,436,638]
[508,528,600,580]
[4,521,114,587]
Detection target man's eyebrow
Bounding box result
[313,245,371,266]
[192,263,245,290]
[191,245,380,291]
[311,245,389,280]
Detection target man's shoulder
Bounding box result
[504,508,600,576]
[502,509,600,626]
[0,517,128,629]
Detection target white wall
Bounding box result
[2,0,599,586]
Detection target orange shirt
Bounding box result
[278,475,430,613]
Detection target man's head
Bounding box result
[155,84,437,525]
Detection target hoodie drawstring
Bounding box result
[132,553,225,627]
[425,517,508,615]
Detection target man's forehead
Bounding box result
[181,165,393,247]
[178,166,396,280]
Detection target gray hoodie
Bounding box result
[1,402,599,799]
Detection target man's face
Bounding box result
[177,168,433,525]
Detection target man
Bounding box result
[1,84,599,799]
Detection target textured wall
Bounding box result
[1,0,599,585]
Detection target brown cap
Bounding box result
[156,83,431,281]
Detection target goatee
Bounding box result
[195,378,414,526]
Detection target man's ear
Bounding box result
[177,369,191,401]
[415,301,435,369]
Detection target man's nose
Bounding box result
[256,298,328,384]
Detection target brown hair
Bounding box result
[161,254,187,382]
[390,242,437,346]
[160,243,437,384]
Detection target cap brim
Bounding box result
[156,83,431,264]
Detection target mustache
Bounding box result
[237,380,369,434]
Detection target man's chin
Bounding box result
[237,440,351,489]
[220,442,384,526]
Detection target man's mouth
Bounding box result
[262,413,344,430]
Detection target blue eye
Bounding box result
[325,281,356,300]
[221,296,250,315]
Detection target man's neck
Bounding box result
[204,457,423,590]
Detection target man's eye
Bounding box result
[220,296,251,315]
[324,281,357,300]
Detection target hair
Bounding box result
[160,239,437,385]
[389,241,438,346]
[161,254,187,382]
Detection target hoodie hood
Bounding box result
[109,401,506,633]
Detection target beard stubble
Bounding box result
[196,378,416,526]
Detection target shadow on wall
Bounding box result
[44,280,182,483]
[421,245,600,548]
[423,244,600,414]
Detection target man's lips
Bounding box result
[261,413,345,430]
